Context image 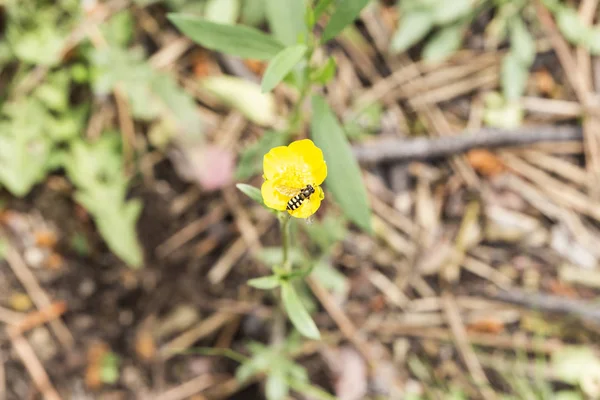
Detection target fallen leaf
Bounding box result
[86,341,110,390]
[324,346,368,400]
[467,318,505,334]
[201,76,276,126]
[135,330,156,361]
[243,59,266,76]
[171,144,235,191]
[369,294,386,312]
[192,50,217,78]
[534,69,555,96]
[548,279,577,298]
[466,149,505,176]
[10,292,33,311]
[34,230,58,248]
[45,252,65,270]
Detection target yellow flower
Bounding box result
[261,139,327,218]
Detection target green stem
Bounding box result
[279,212,292,272]
[289,32,317,132]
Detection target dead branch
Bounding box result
[481,286,600,324]
[353,125,583,163]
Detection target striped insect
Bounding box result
[284,184,316,211]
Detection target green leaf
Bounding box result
[255,247,304,267]
[311,95,372,233]
[585,28,600,55]
[310,56,337,85]
[422,24,464,62]
[266,371,289,400]
[556,6,587,44]
[168,14,284,59]
[248,275,281,290]
[311,260,348,296]
[265,0,307,45]
[204,0,240,24]
[236,131,290,180]
[432,0,472,24]
[102,11,135,46]
[261,45,307,92]
[281,281,320,340]
[390,10,434,53]
[288,379,337,400]
[236,183,265,206]
[201,76,276,125]
[501,52,528,101]
[552,346,600,385]
[510,17,535,66]
[314,0,335,20]
[483,93,523,129]
[64,135,144,268]
[240,0,266,26]
[100,352,120,384]
[321,0,371,43]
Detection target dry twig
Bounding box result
[353,125,583,163]
[7,330,62,400]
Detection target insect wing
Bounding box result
[274,185,301,197]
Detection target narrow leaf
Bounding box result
[321,0,371,43]
[556,6,587,44]
[432,0,472,25]
[265,0,307,46]
[168,14,284,60]
[510,17,535,66]
[204,0,240,25]
[236,183,264,206]
[202,76,276,125]
[314,0,335,20]
[266,371,289,400]
[311,95,372,233]
[281,282,320,340]
[422,24,464,63]
[501,52,528,100]
[261,45,307,92]
[390,10,434,53]
[248,275,281,290]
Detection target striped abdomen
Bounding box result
[286,185,315,211]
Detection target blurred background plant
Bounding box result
[2,0,600,399]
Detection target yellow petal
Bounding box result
[263,146,292,181]
[261,179,288,211]
[288,139,327,185]
[288,186,324,219]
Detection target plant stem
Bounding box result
[279,212,292,272]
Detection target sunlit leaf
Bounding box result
[321,0,371,43]
[422,24,464,62]
[510,17,535,66]
[261,45,307,92]
[556,6,587,44]
[311,95,372,233]
[236,183,265,206]
[240,0,266,26]
[310,56,337,85]
[432,0,472,24]
[265,0,307,45]
[248,275,281,290]
[266,371,289,400]
[501,52,528,100]
[204,0,240,24]
[201,76,276,125]
[168,14,284,59]
[281,281,320,340]
[390,10,434,53]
